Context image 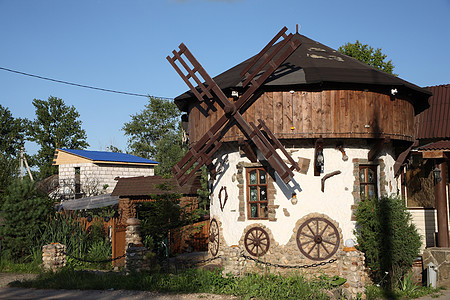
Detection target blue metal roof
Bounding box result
[60,149,159,164]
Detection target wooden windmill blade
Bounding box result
[168,28,302,186]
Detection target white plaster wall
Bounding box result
[379,145,399,196]
[210,142,397,247]
[58,163,154,195]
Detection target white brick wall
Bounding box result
[58,162,154,196]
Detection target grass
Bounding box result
[11,268,334,300]
[365,284,444,300]
[0,248,42,273]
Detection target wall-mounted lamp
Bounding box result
[316,151,324,165]
[433,166,442,183]
[314,137,324,176]
[291,193,298,205]
[336,144,348,161]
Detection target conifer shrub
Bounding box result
[0,179,53,259]
[354,195,421,288]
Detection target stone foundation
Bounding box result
[42,243,66,272]
[422,247,450,288]
[212,213,368,299]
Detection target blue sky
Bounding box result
[1,0,449,158]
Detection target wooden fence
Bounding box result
[170,220,210,254]
[74,216,209,267]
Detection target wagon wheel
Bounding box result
[244,226,270,257]
[209,219,219,256]
[296,217,340,261]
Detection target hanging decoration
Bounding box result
[219,186,228,212]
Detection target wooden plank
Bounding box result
[353,91,361,133]
[293,91,302,135]
[322,90,331,134]
[265,92,275,135]
[303,91,312,133]
[331,90,338,134]
[422,150,445,159]
[340,90,350,136]
[311,91,322,134]
[282,91,293,136]
[274,92,283,134]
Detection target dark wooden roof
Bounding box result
[175,33,431,114]
[415,85,450,140]
[111,175,202,197]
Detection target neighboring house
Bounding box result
[399,84,450,249]
[53,148,158,199]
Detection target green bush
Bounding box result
[354,195,421,288]
[0,179,53,259]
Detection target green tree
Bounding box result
[338,40,397,75]
[0,105,28,157]
[0,105,28,195]
[123,96,187,176]
[0,179,53,259]
[28,96,88,179]
[355,196,421,289]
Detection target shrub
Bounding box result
[0,179,53,259]
[354,195,421,288]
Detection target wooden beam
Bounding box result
[238,138,258,163]
[422,150,445,159]
[321,171,341,192]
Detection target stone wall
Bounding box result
[423,248,450,288]
[338,247,367,299]
[42,243,66,272]
[59,163,154,196]
[125,218,150,273]
[213,214,368,299]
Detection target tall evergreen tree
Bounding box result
[1,179,53,258]
[0,105,28,194]
[29,96,88,179]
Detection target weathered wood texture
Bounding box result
[187,90,415,143]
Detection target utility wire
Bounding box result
[0,66,173,100]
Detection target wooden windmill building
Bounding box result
[167,27,431,281]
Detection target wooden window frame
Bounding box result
[359,165,378,200]
[246,167,269,220]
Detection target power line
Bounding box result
[0,66,173,100]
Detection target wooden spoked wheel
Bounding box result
[209,219,219,256]
[244,226,270,257]
[296,217,340,261]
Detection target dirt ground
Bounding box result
[0,273,238,300]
